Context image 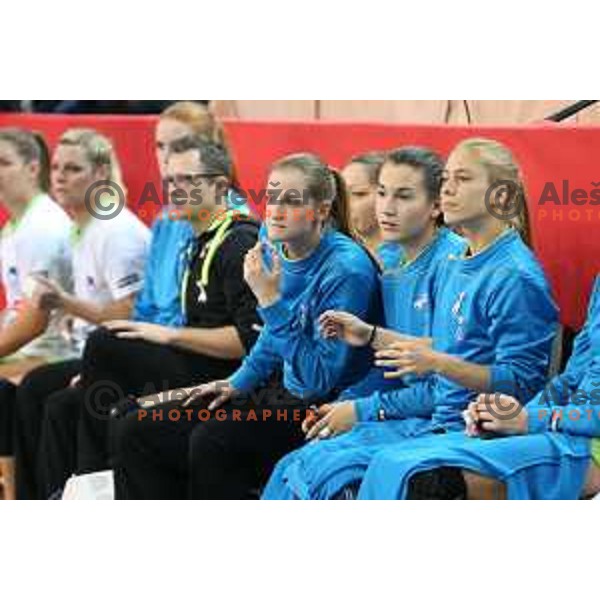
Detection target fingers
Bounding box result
[302,413,318,434]
[181,383,213,407]
[244,246,262,281]
[104,320,134,331]
[318,311,358,329]
[318,312,348,339]
[474,408,495,422]
[375,357,412,368]
[375,344,418,359]
[302,404,332,433]
[375,352,416,373]
[306,414,331,441]
[467,401,479,423]
[138,389,172,409]
[208,392,230,411]
[383,369,411,379]
[319,320,341,340]
[270,248,281,276]
[480,419,501,432]
[114,331,142,340]
[301,416,315,434]
[318,310,344,325]
[318,404,333,418]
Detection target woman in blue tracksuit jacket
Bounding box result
[113,152,382,499]
[262,137,559,500]
[307,147,466,411]
[359,275,600,500]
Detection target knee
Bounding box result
[44,390,81,425]
[188,424,223,468]
[82,327,116,362]
[16,366,50,409]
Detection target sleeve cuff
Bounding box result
[228,366,259,394]
[111,282,144,301]
[527,406,552,434]
[258,298,293,331]
[489,366,519,397]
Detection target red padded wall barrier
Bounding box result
[1,113,599,330]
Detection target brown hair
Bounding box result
[159,101,239,187]
[0,128,51,192]
[169,135,233,182]
[384,146,446,227]
[271,152,354,239]
[453,137,531,246]
[347,151,386,185]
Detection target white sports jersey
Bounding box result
[71,207,150,352]
[0,193,73,358]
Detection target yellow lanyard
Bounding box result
[180,212,234,316]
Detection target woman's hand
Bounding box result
[181,379,240,410]
[243,242,282,307]
[305,401,357,441]
[302,403,333,434]
[136,380,240,410]
[374,338,438,379]
[104,320,175,346]
[318,310,374,347]
[472,393,528,436]
[30,275,67,311]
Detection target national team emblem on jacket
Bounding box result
[298,302,309,330]
[414,294,429,311]
[451,291,467,341]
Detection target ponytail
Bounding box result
[32,131,51,193]
[327,167,354,239]
[271,152,361,243]
[509,181,532,247]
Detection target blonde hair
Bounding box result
[453,137,531,246]
[58,128,126,195]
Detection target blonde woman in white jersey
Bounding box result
[7,129,149,499]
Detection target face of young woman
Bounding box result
[51,144,103,211]
[441,147,492,229]
[342,162,379,237]
[166,148,224,216]
[265,167,327,243]
[0,140,37,206]
[376,162,438,243]
[155,118,195,178]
